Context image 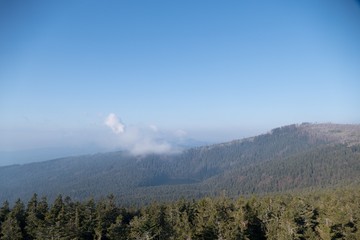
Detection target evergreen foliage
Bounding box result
[1,188,360,239]
[1,124,360,205]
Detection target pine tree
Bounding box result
[63,197,82,239]
[215,196,242,240]
[94,194,119,240]
[243,199,266,240]
[169,200,193,239]
[0,200,10,232]
[193,198,218,239]
[293,201,319,240]
[32,196,49,239]
[129,203,174,240]
[0,214,23,240]
[25,193,39,239]
[45,194,68,239]
[107,215,128,240]
[80,198,96,239]
[11,199,26,238]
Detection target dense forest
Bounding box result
[1,123,360,205]
[1,187,360,240]
[1,124,360,239]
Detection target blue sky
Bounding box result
[0,0,360,153]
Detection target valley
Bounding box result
[1,123,360,205]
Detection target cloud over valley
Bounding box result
[104,113,182,155]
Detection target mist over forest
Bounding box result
[1,0,360,239]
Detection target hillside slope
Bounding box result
[1,123,360,204]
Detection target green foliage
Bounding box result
[0,214,23,240]
[3,123,360,205]
[1,187,360,239]
[3,123,360,239]
[0,200,10,233]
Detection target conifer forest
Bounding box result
[1,187,360,240]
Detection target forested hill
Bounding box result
[1,123,360,204]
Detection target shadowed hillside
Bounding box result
[1,123,360,205]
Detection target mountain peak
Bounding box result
[298,122,360,145]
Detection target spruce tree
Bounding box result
[0,214,23,240]
[0,200,10,232]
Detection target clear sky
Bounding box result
[0,0,360,153]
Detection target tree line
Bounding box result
[1,187,360,239]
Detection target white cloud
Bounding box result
[104,113,179,155]
[174,129,187,138]
[104,113,125,134]
[131,138,172,155]
[149,124,158,132]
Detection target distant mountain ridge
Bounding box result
[1,123,360,204]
